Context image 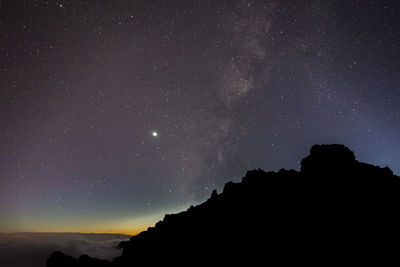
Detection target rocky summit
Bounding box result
[48,144,400,266]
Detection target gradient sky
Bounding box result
[1,0,399,234]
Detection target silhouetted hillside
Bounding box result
[48,144,400,266]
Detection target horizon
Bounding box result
[0,231,134,236]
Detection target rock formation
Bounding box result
[48,144,400,266]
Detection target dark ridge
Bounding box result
[47,144,400,266]
[47,251,111,267]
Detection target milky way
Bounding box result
[1,0,400,233]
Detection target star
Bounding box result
[152,131,158,137]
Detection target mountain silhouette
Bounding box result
[47,144,400,266]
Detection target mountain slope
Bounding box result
[48,144,400,266]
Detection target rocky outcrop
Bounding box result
[48,144,400,266]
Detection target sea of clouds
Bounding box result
[0,232,130,267]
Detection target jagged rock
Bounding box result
[47,144,400,266]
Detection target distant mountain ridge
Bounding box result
[47,144,400,266]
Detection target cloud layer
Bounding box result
[0,232,129,267]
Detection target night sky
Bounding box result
[1,0,400,234]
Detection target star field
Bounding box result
[1,0,400,233]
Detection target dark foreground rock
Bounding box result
[48,144,400,266]
[47,251,111,267]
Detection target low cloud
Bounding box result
[0,232,129,267]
